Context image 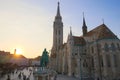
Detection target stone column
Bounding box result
[93,55,100,80]
[77,58,80,78]
[62,53,65,74]
[68,44,72,76]
[102,54,108,79]
[68,54,72,76]
[110,54,116,78]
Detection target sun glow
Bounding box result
[16,48,22,55]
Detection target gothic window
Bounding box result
[83,60,88,67]
[104,43,109,52]
[83,60,85,67]
[111,43,116,51]
[84,49,86,53]
[83,49,86,55]
[59,30,60,35]
[75,53,77,56]
[106,54,111,67]
[117,43,120,51]
[59,39,60,44]
[98,44,101,52]
[91,57,94,68]
[91,47,94,53]
[113,54,118,67]
[100,55,104,67]
[56,30,57,35]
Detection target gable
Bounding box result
[84,24,118,40]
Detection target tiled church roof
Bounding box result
[73,36,86,45]
[84,24,117,40]
[73,24,118,45]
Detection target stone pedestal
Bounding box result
[33,67,56,80]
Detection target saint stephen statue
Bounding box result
[40,48,49,67]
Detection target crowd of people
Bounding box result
[1,67,33,80]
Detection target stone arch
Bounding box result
[117,43,120,51]
[104,43,109,52]
[111,43,116,51]
[98,44,101,52]
[106,54,111,67]
[83,59,88,67]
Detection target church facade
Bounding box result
[50,2,120,80]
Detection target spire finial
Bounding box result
[56,1,60,16]
[58,1,60,6]
[83,12,85,18]
[83,12,86,27]
[102,18,104,24]
[82,12,87,36]
[70,26,72,35]
[70,26,71,29]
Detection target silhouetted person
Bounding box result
[23,75,26,80]
[7,75,10,80]
[27,77,30,80]
[54,75,57,80]
[18,72,21,79]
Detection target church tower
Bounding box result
[50,2,63,71]
[52,2,63,51]
[82,13,87,36]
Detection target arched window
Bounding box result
[59,30,60,35]
[104,43,109,52]
[98,44,101,52]
[117,43,120,51]
[91,57,94,68]
[113,54,118,67]
[59,39,60,44]
[91,47,94,53]
[111,43,116,51]
[100,55,103,67]
[56,30,57,35]
[83,60,88,67]
[106,54,111,67]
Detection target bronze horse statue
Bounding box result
[40,48,49,67]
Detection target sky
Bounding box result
[0,0,120,58]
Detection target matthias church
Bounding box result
[50,2,120,80]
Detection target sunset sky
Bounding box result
[0,0,120,58]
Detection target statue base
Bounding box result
[33,67,56,80]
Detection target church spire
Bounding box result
[55,2,62,21]
[83,13,87,27]
[52,2,63,51]
[57,2,60,16]
[82,12,87,36]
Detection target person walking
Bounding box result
[7,75,10,80]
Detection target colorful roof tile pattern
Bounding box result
[73,36,86,45]
[84,24,117,40]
